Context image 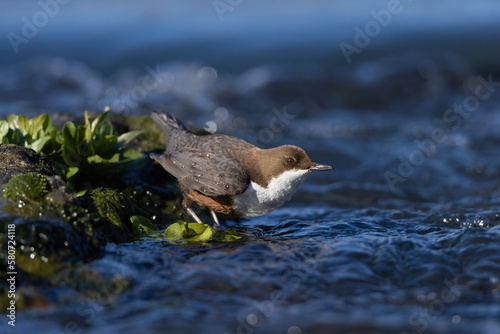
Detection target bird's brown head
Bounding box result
[243,145,332,187]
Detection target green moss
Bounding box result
[89,188,140,229]
[91,188,126,228]
[4,173,48,203]
[82,188,158,242]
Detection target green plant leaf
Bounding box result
[94,135,118,159]
[131,215,159,239]
[7,114,18,125]
[17,115,29,135]
[66,167,79,179]
[0,121,9,140]
[117,130,142,145]
[91,110,112,137]
[29,136,52,153]
[62,121,76,139]
[164,221,241,243]
[10,128,25,146]
[62,122,82,167]
[87,155,108,164]
[122,149,145,160]
[164,221,186,240]
[83,111,93,144]
[2,109,144,192]
[189,224,213,241]
[29,114,52,138]
[131,215,155,229]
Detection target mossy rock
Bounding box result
[81,188,153,243]
[0,144,56,185]
[0,145,77,209]
[4,172,48,203]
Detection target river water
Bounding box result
[1,1,500,333]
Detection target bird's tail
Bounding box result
[150,111,187,135]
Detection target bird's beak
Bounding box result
[309,163,333,171]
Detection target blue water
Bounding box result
[1,1,500,333]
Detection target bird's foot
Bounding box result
[210,210,220,230]
[185,207,204,225]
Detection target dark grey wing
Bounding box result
[150,149,249,197]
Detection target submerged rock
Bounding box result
[0,214,106,310]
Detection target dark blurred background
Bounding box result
[2,0,500,75]
[2,0,500,115]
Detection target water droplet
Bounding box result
[288,326,303,334]
[197,66,217,82]
[205,121,217,133]
[246,314,259,326]
[214,107,228,121]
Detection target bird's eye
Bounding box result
[286,157,296,166]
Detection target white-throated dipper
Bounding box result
[150,111,332,227]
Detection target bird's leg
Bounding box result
[186,207,204,225]
[182,198,204,225]
[210,210,220,229]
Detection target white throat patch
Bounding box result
[232,169,311,217]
